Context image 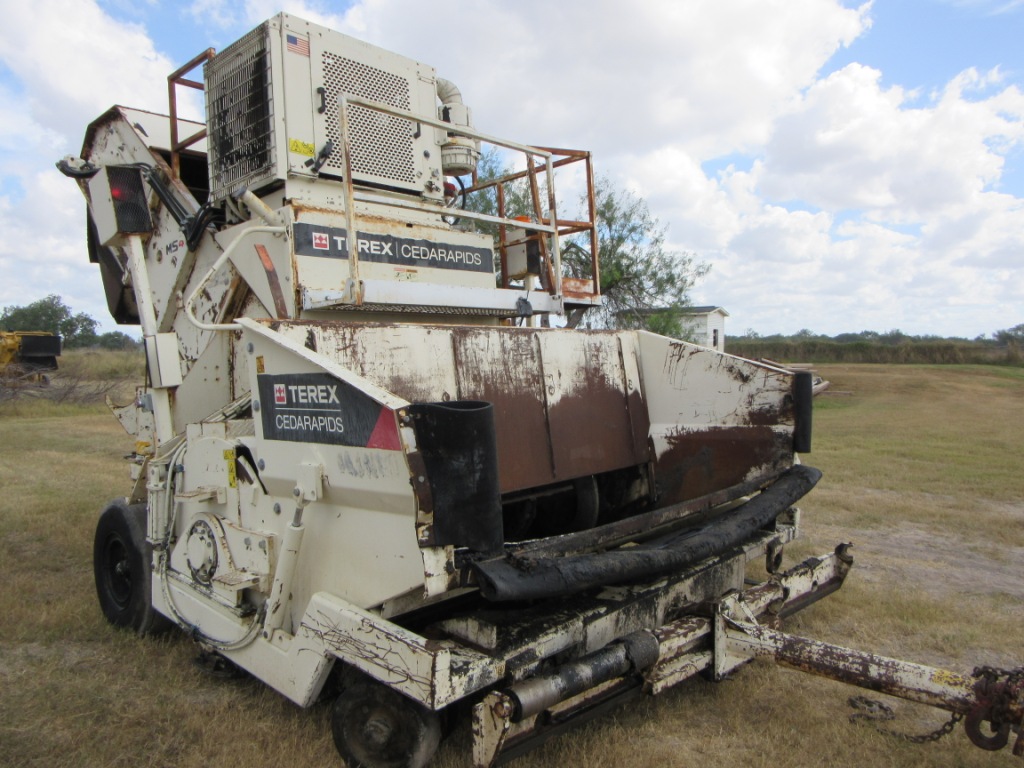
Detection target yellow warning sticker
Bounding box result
[288,138,315,157]
[224,449,237,488]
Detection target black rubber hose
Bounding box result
[473,464,822,602]
[56,158,99,179]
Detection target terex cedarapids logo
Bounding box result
[268,381,346,437]
[258,372,397,449]
[273,383,341,406]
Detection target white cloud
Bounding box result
[324,0,870,158]
[673,53,1024,336]
[186,0,240,29]
[1,0,1021,339]
[0,168,110,324]
[757,63,1024,219]
[0,0,179,134]
[187,0,356,33]
[0,0,191,330]
[625,147,740,251]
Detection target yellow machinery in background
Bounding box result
[0,331,61,382]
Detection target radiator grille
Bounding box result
[321,52,416,185]
[205,25,274,201]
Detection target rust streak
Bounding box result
[254,243,289,319]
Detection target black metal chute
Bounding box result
[409,400,504,556]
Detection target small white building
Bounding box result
[679,306,729,352]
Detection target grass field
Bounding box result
[1,364,1021,767]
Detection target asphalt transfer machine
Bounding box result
[60,13,1024,766]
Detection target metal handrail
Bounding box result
[335,93,602,302]
[466,147,600,295]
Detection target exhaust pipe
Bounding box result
[507,631,660,721]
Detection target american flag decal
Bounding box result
[286,34,310,57]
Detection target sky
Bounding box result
[0,0,1021,339]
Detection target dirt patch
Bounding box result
[812,516,1024,606]
[0,641,116,683]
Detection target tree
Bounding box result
[1,295,98,349]
[994,323,1024,346]
[95,331,142,350]
[995,323,1024,364]
[562,178,709,332]
[879,329,909,345]
[459,148,535,238]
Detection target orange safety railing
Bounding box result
[167,48,215,180]
[467,148,600,304]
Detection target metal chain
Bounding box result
[973,664,1024,684]
[973,665,1024,729]
[847,695,964,744]
[847,665,1024,745]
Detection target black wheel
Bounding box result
[332,681,441,768]
[93,499,169,635]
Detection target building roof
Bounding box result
[679,306,730,317]
[619,305,729,318]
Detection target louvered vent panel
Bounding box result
[331,304,508,316]
[321,52,416,185]
[205,25,275,201]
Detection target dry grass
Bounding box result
[1,364,1021,767]
[0,348,142,409]
[58,348,146,381]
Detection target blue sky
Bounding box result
[826,1,1023,92]
[1,0,1021,338]
[825,0,1024,197]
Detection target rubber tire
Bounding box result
[332,682,441,768]
[93,499,170,636]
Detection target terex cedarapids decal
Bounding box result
[256,372,400,450]
[293,222,494,273]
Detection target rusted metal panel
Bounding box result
[653,425,792,505]
[561,276,595,298]
[284,322,460,404]
[272,322,651,494]
[452,328,552,492]
[454,327,650,491]
[253,243,291,318]
[263,322,798,508]
[638,333,797,507]
[536,331,649,483]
